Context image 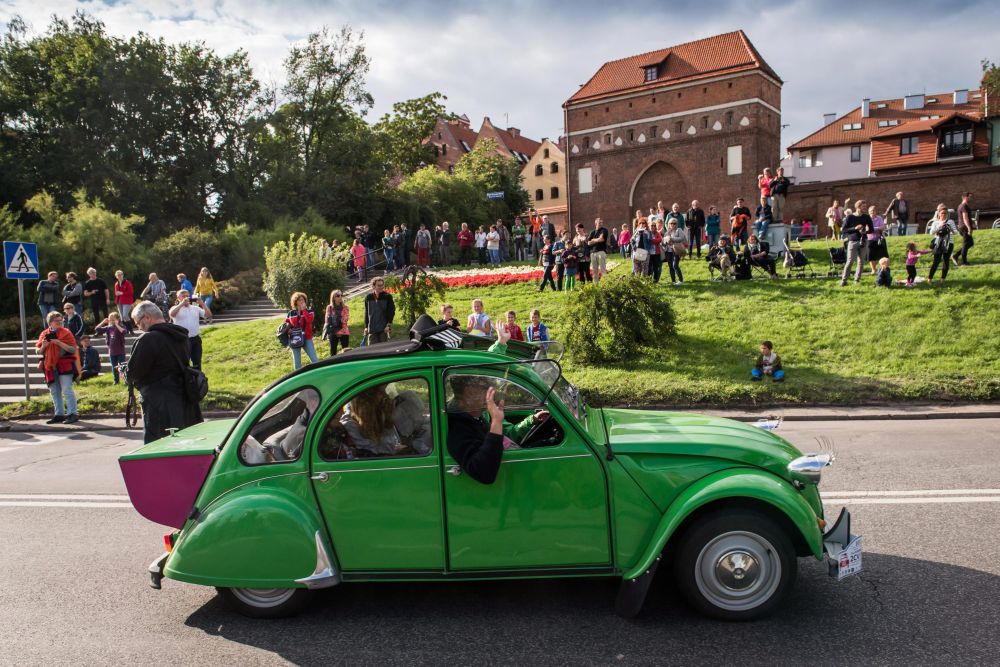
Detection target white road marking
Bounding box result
[823,489,1000,497]
[823,496,1000,505]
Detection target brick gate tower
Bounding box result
[563,30,782,229]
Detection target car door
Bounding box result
[310,371,445,572]
[441,368,611,571]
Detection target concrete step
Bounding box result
[0,373,48,385]
[0,384,47,398]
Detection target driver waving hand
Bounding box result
[446,326,549,484]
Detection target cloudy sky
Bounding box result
[3,0,999,151]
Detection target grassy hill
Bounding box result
[4,230,999,418]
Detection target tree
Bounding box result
[397,166,487,227]
[454,138,531,222]
[374,92,450,177]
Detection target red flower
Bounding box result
[440,270,544,288]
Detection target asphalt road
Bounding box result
[1,418,999,666]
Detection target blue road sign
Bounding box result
[486,191,505,200]
[4,241,40,280]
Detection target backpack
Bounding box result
[165,337,208,403]
[327,306,343,333]
[276,322,290,347]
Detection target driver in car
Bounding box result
[446,327,549,484]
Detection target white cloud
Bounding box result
[2,0,999,151]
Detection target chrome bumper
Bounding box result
[148,551,169,590]
[823,508,862,580]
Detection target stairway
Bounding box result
[0,297,285,403]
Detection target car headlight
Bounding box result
[787,453,834,486]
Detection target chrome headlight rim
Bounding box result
[787,453,834,486]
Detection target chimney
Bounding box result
[954,88,969,105]
[861,98,870,118]
[903,94,925,110]
[507,127,520,137]
[823,113,837,126]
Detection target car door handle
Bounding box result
[311,472,329,482]
[447,465,462,477]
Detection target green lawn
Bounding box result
[4,230,998,418]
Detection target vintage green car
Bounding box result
[119,319,860,620]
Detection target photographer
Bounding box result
[927,207,958,283]
[169,289,210,369]
[35,311,80,424]
[127,300,202,443]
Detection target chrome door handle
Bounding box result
[311,472,329,482]
[447,465,462,477]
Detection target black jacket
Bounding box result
[81,347,101,374]
[686,208,706,228]
[126,322,201,443]
[364,292,395,334]
[446,410,503,484]
[842,213,873,244]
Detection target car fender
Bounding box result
[622,469,823,581]
[163,473,337,589]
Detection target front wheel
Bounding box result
[673,510,796,621]
[216,587,314,619]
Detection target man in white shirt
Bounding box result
[169,289,211,369]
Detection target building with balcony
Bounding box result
[786,88,990,183]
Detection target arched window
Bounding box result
[535,164,544,177]
[583,137,590,150]
[550,186,559,199]
[604,133,612,145]
[543,148,550,158]
[442,144,448,155]
[535,189,544,201]
[550,162,559,174]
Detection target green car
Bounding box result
[119,319,860,621]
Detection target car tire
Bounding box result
[216,587,315,619]
[673,509,796,621]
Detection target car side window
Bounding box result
[444,372,564,449]
[239,388,320,466]
[318,378,433,461]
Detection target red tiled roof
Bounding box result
[565,30,781,105]
[492,126,542,158]
[447,119,480,152]
[872,112,978,138]
[789,91,983,150]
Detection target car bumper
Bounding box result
[148,551,169,590]
[822,507,862,580]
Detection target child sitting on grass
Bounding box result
[467,298,492,337]
[526,309,550,342]
[875,257,892,288]
[904,242,932,287]
[751,341,784,382]
[503,310,524,341]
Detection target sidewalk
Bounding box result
[5,403,1000,434]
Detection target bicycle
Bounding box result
[121,363,140,429]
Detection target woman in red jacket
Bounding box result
[113,270,135,334]
[286,292,318,370]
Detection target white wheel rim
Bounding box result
[694,530,782,612]
[230,588,296,609]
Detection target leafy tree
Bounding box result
[454,138,531,222]
[397,166,487,227]
[374,92,450,177]
[983,59,1000,159]
[384,267,447,328]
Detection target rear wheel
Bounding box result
[673,510,796,621]
[216,587,314,619]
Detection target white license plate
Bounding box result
[832,535,863,580]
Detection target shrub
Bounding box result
[262,234,345,328]
[216,268,264,311]
[151,227,227,281]
[561,273,676,363]
[384,266,447,328]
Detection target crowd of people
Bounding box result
[31,265,219,426]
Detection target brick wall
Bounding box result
[785,166,1000,231]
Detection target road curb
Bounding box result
[5,404,1000,433]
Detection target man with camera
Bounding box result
[169,289,211,369]
[127,300,202,443]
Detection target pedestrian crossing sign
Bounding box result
[4,241,39,279]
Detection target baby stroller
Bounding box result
[782,238,814,278]
[827,241,847,277]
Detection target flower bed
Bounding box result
[432,262,618,288]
